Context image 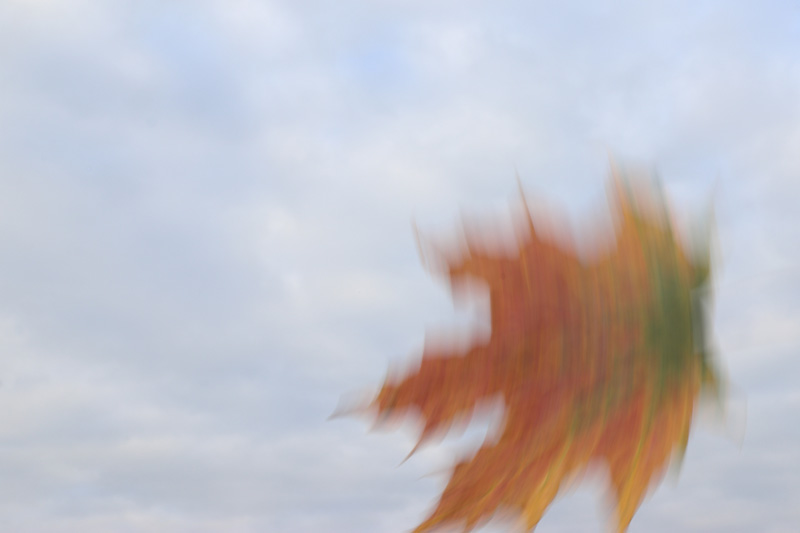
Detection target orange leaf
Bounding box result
[354,169,724,532]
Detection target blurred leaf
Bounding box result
[359,170,722,532]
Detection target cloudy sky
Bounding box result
[0,0,798,531]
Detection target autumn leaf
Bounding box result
[357,170,723,532]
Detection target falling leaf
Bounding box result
[355,169,724,532]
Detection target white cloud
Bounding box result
[0,0,797,531]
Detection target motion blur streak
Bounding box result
[352,168,727,532]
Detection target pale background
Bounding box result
[0,1,797,532]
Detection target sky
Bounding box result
[0,0,798,531]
